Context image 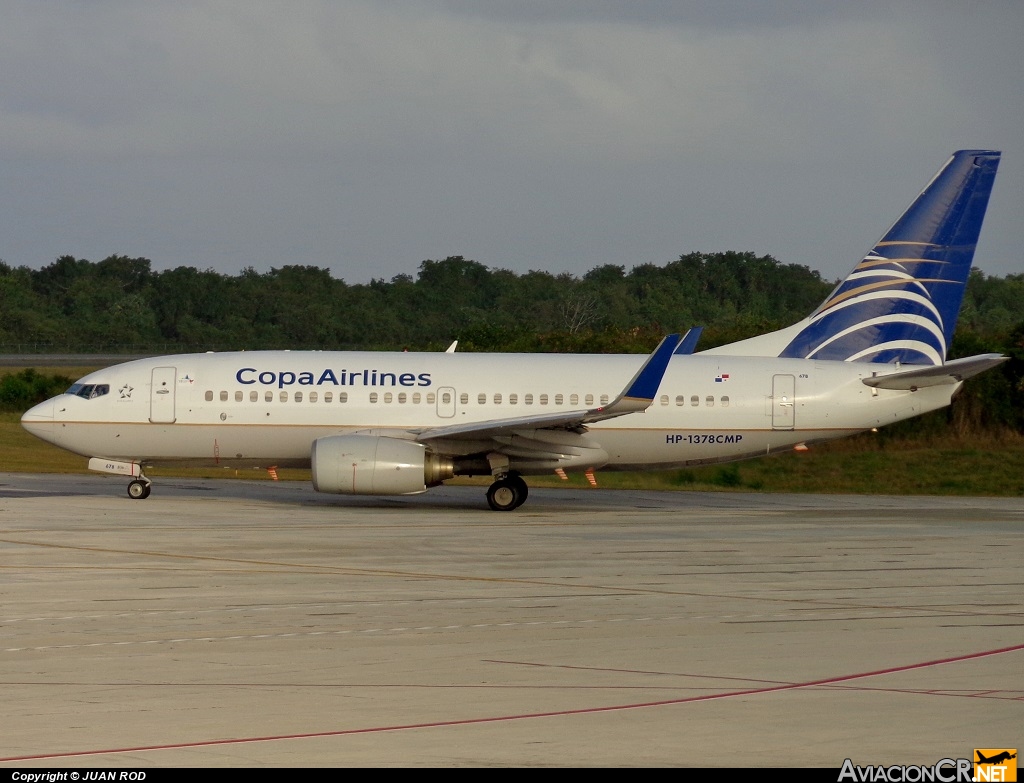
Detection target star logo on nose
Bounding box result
[119,384,133,399]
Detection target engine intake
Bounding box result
[311,435,453,495]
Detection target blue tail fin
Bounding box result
[777,150,1001,364]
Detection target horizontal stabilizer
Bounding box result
[861,354,1008,390]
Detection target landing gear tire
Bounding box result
[486,475,528,511]
[486,478,519,511]
[127,479,151,500]
[509,474,528,506]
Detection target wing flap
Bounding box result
[413,409,592,441]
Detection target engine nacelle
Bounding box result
[311,435,453,495]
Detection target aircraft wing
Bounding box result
[861,353,1008,390]
[411,333,682,444]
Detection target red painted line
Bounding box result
[3,642,1021,763]
[483,658,792,685]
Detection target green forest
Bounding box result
[2,252,1023,435]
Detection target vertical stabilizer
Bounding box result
[704,151,1001,364]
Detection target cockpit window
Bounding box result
[65,383,110,400]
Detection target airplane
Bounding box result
[21,150,1006,511]
[976,752,1016,765]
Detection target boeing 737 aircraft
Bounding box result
[22,150,1006,510]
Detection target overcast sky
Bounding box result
[2,1,1021,285]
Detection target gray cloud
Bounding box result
[1,1,1020,285]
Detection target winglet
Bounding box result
[675,327,704,355]
[584,333,681,421]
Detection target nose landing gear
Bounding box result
[86,458,153,499]
[127,478,152,499]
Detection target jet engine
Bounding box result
[311,434,454,495]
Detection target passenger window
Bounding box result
[442,391,452,404]
[494,393,502,404]
[324,391,333,403]
[205,390,213,402]
[369,392,378,403]
[525,393,533,405]
[585,393,594,406]
[660,394,669,406]
[509,393,518,405]
[600,394,609,405]
[220,391,228,402]
[691,395,699,407]
[721,396,729,407]
[250,391,258,402]
[398,392,407,404]
[540,394,548,405]
[415,393,423,404]
[295,391,303,402]
[265,391,273,402]
[458,393,467,405]
[706,395,714,407]
[426,392,435,404]
[339,392,348,403]
[309,391,318,403]
[280,391,288,402]
[383,392,393,403]
[570,393,578,405]
[478,393,486,405]
[554,394,563,405]
[234,391,243,402]
[676,395,685,406]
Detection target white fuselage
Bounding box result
[22,350,956,473]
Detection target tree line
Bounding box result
[1,253,1022,433]
[1,252,841,352]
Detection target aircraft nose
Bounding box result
[21,399,56,442]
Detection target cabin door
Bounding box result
[150,366,177,423]
[771,374,795,430]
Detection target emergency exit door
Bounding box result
[436,386,456,418]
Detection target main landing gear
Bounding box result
[486,473,528,511]
[127,478,152,499]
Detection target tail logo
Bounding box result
[783,244,954,365]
